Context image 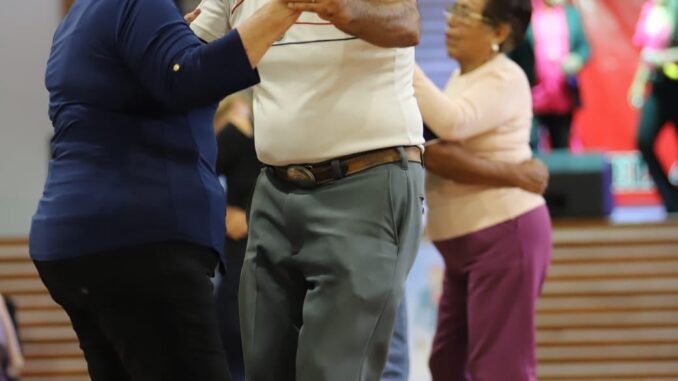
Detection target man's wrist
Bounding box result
[501,163,523,188]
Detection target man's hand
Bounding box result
[184,8,201,25]
[226,206,249,240]
[511,159,549,195]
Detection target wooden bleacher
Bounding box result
[538,220,678,380]
[1,219,678,380]
[0,240,88,381]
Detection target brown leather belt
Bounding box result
[270,146,422,188]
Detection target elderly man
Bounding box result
[190,0,423,380]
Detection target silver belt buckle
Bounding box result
[286,165,316,188]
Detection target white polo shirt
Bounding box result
[191,0,424,165]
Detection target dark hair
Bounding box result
[482,0,532,52]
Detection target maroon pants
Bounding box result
[430,206,552,381]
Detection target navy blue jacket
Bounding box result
[29,0,260,261]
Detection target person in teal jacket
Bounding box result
[510,0,591,150]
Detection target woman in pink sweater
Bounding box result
[413,0,551,379]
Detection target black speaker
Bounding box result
[537,150,614,218]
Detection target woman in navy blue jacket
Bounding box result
[29,0,299,380]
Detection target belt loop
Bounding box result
[396,146,408,170]
[331,159,344,179]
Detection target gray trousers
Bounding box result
[239,159,424,381]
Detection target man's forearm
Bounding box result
[424,141,519,187]
[287,0,419,47]
[334,0,420,47]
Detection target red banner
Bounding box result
[574,0,677,204]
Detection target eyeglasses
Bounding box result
[445,3,491,25]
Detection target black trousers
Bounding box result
[535,113,573,150]
[34,241,232,381]
[215,237,247,381]
[637,78,678,213]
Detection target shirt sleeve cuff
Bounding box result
[191,23,221,43]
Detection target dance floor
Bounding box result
[1,208,677,380]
